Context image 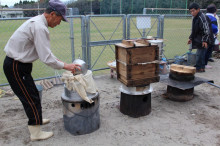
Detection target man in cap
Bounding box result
[3,0,80,141]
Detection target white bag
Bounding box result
[61,70,97,103]
[215,38,219,45]
[83,70,98,94]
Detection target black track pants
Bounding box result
[3,56,42,125]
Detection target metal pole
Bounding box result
[69,8,75,62]
[81,16,87,62]
[100,1,101,14]
[120,0,122,14]
[123,15,126,39]
[111,0,112,14]
[160,15,164,39]
[127,15,131,39]
[143,8,146,14]
[185,0,188,15]
[131,0,133,14]
[90,0,92,14]
[157,15,161,38]
[86,16,91,69]
[170,0,172,14]
[156,0,158,14]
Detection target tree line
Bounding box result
[5,0,220,16]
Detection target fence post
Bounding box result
[86,16,91,69]
[157,15,161,39]
[157,15,164,39]
[69,8,75,62]
[123,15,126,39]
[127,15,131,39]
[160,15,164,39]
[143,8,146,14]
[81,16,87,62]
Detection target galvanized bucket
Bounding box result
[187,52,196,66]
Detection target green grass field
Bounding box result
[0,16,192,85]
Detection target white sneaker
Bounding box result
[205,65,212,69]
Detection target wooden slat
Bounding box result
[116,47,127,63]
[118,76,160,87]
[129,46,157,64]
[117,62,158,80]
[129,64,156,80]
[117,63,127,79]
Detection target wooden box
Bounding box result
[115,40,160,87]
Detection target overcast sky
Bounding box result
[1,0,72,7]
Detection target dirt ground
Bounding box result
[0,59,220,146]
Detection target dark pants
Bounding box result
[205,45,213,65]
[195,48,206,70]
[3,56,42,125]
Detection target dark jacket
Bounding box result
[189,11,214,49]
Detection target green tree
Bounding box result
[67,0,101,15]
[188,0,220,9]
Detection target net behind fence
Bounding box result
[144,8,220,15]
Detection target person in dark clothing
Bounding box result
[205,4,218,69]
[188,3,212,72]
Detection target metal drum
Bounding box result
[61,87,100,135]
[119,85,152,118]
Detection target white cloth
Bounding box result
[61,70,98,103]
[83,70,98,93]
[4,14,64,69]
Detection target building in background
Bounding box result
[0,8,23,18]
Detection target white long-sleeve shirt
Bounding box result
[4,14,64,69]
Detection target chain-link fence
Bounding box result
[0,13,85,86]
[144,8,220,60]
[1,6,219,85]
[0,8,73,18]
[163,15,192,59]
[127,14,164,39]
[143,8,220,15]
[86,15,126,73]
[100,0,189,14]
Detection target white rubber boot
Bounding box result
[28,125,53,141]
[42,119,50,125]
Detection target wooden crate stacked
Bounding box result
[115,39,160,87]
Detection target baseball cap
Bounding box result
[49,0,68,22]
